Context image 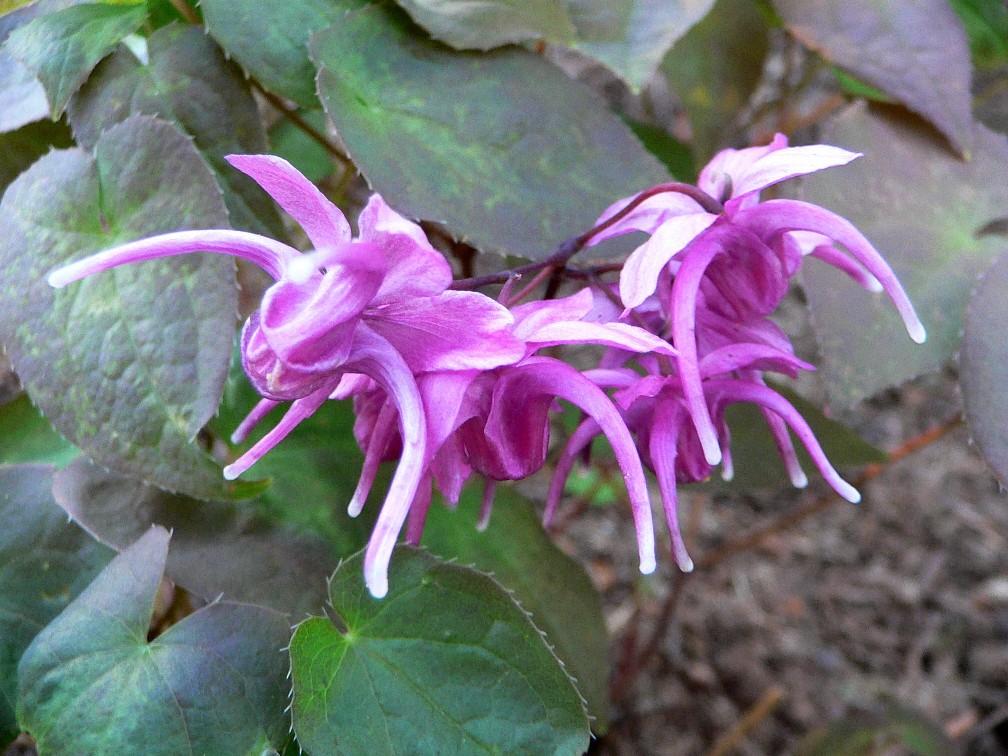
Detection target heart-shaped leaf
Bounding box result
[0,464,113,744]
[53,457,337,617]
[17,526,293,755]
[959,248,1008,487]
[773,0,975,156]
[4,1,148,118]
[67,23,286,239]
[289,547,590,755]
[310,5,669,259]
[0,117,73,195]
[0,114,244,500]
[798,104,1008,407]
[421,485,610,733]
[566,0,716,91]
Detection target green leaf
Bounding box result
[0,114,245,500]
[311,5,670,259]
[422,485,610,733]
[53,457,336,617]
[201,0,365,107]
[773,0,975,156]
[660,0,769,163]
[0,115,72,196]
[67,24,286,239]
[0,463,113,744]
[0,395,78,466]
[17,526,293,755]
[290,547,591,755]
[565,0,716,91]
[268,109,335,184]
[959,248,1008,487]
[395,0,575,49]
[950,0,1008,70]
[622,116,696,181]
[4,1,147,118]
[798,104,1008,407]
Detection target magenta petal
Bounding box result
[476,479,496,531]
[226,154,352,251]
[347,402,397,517]
[698,133,789,201]
[487,359,657,574]
[223,381,336,479]
[365,291,525,372]
[734,200,926,343]
[698,343,814,378]
[230,398,281,444]
[510,289,594,339]
[526,321,676,356]
[48,229,300,287]
[405,475,433,545]
[349,326,427,599]
[648,400,694,572]
[544,418,599,527]
[619,213,718,308]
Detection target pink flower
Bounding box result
[49,154,524,597]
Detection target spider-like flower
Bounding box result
[49,154,524,597]
[587,134,926,467]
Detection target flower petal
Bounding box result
[588,191,707,245]
[727,145,861,203]
[365,290,525,372]
[48,229,300,287]
[527,320,677,356]
[619,213,719,308]
[226,154,352,251]
[648,399,693,572]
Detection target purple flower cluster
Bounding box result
[49,137,924,597]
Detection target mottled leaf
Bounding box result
[17,527,292,755]
[799,104,1008,407]
[773,0,975,155]
[0,116,72,194]
[290,547,590,755]
[0,395,77,466]
[67,24,286,239]
[0,464,113,744]
[0,114,244,499]
[53,457,335,617]
[4,1,147,118]
[661,0,769,162]
[422,485,610,733]
[395,0,574,49]
[201,0,365,107]
[566,0,715,91]
[959,248,1008,487]
[311,5,670,259]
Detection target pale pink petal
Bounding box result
[527,320,676,356]
[48,229,299,287]
[619,213,718,308]
[347,402,397,517]
[476,479,497,531]
[728,145,861,201]
[226,154,352,250]
[230,398,281,444]
[698,343,814,378]
[587,191,706,245]
[698,133,789,201]
[510,288,594,340]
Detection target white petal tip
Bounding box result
[679,558,695,573]
[476,519,490,533]
[222,465,240,481]
[909,322,927,344]
[639,556,657,575]
[703,445,722,467]
[346,500,364,518]
[286,255,317,284]
[791,471,809,489]
[866,277,884,293]
[720,468,734,482]
[840,484,861,503]
[47,270,73,288]
[228,431,245,445]
[366,578,388,599]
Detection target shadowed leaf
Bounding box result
[17,526,292,755]
[395,0,574,49]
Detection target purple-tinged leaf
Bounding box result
[566,0,716,91]
[16,527,292,754]
[289,547,590,755]
[0,114,245,500]
[53,457,336,617]
[773,0,975,156]
[799,104,1008,407]
[310,5,669,259]
[960,248,1008,487]
[0,464,113,743]
[67,24,286,240]
[394,0,575,49]
[3,1,148,118]
[0,1,50,133]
